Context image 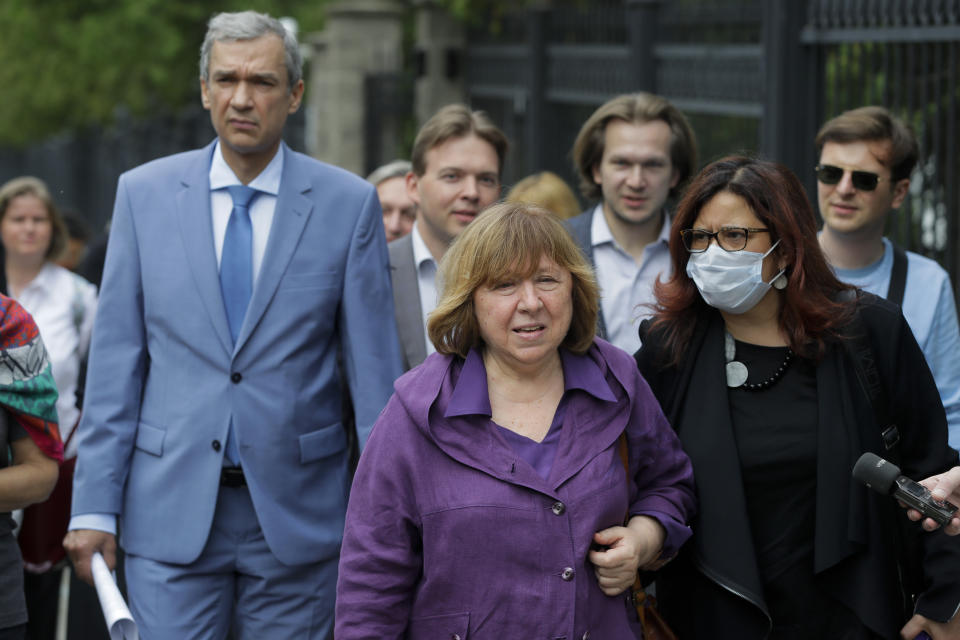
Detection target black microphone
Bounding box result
[852,453,959,527]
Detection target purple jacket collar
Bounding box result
[392,338,638,494]
[444,347,617,418]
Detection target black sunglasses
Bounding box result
[815,164,888,192]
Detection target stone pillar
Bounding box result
[412,0,466,126]
[305,0,404,175]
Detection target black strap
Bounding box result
[220,466,246,487]
[839,290,924,614]
[886,243,908,306]
[838,290,901,462]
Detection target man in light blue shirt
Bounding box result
[64,12,403,638]
[565,93,698,354]
[816,106,960,449]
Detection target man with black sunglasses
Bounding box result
[816,106,960,451]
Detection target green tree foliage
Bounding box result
[0,0,327,146]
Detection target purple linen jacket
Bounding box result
[335,338,696,639]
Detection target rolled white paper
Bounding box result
[91,551,138,640]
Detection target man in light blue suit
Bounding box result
[63,11,403,639]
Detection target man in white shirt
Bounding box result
[815,106,960,450]
[388,105,508,370]
[565,93,698,354]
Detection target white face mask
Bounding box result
[686,240,784,314]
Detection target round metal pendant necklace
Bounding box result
[725,331,794,390]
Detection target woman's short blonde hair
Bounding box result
[505,171,581,220]
[428,201,599,358]
[0,176,68,261]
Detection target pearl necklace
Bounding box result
[724,332,794,390]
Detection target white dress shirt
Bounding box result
[410,224,438,358]
[591,204,673,354]
[13,263,97,459]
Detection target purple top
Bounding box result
[496,418,563,479]
[446,348,613,479]
[446,347,689,543]
[335,338,696,639]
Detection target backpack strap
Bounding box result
[886,243,908,307]
[838,289,928,614]
[838,289,901,462]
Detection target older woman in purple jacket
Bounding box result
[335,202,696,639]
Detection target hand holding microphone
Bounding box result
[852,453,959,530]
[853,455,960,639]
[910,466,960,535]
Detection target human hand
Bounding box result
[63,529,116,585]
[901,611,960,639]
[906,467,960,535]
[588,515,665,596]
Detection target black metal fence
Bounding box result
[0,1,956,285]
[0,106,306,236]
[464,0,960,290]
[364,71,416,177]
[802,1,960,281]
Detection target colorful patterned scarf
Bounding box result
[0,294,61,462]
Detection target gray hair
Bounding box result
[199,11,303,90]
[366,160,413,186]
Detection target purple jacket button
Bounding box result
[551,501,566,515]
[561,567,575,581]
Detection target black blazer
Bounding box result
[635,294,960,639]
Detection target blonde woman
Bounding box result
[336,202,695,638]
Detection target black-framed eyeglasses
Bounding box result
[815,164,888,192]
[681,227,770,253]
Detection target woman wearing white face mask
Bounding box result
[634,156,960,639]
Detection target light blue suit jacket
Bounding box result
[71,141,403,566]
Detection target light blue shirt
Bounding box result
[591,205,673,354]
[833,237,960,450]
[209,141,283,281]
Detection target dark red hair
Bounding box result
[650,155,854,364]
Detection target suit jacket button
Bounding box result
[231,372,242,383]
[551,501,566,516]
[212,440,221,451]
[561,567,575,581]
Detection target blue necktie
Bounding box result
[220,185,257,467]
[220,185,258,345]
